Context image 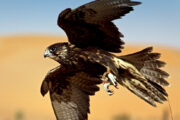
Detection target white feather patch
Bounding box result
[107,73,117,86]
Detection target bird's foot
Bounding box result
[102,71,118,88]
[103,81,114,96]
[101,70,118,95]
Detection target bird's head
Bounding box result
[44,42,69,63]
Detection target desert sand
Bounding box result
[0,35,179,120]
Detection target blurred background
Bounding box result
[0,0,180,120]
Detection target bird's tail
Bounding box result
[116,47,169,106]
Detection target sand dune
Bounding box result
[0,35,179,120]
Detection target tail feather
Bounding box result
[131,79,166,103]
[141,68,169,78]
[119,47,169,86]
[121,78,164,107]
[148,80,168,96]
[140,68,169,86]
[140,80,167,101]
[117,47,169,106]
[120,47,161,62]
[144,60,166,69]
[121,79,156,107]
[142,73,169,86]
[119,76,167,105]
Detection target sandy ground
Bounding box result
[0,35,179,120]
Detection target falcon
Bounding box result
[41,0,169,120]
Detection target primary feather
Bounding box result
[58,0,141,52]
[41,66,102,120]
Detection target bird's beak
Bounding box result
[44,49,51,58]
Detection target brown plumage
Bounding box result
[118,47,169,106]
[41,66,102,120]
[41,0,169,119]
[58,0,141,52]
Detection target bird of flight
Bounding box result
[40,0,169,120]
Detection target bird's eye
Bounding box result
[50,47,56,53]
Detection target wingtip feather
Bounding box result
[129,1,142,6]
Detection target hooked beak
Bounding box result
[44,49,51,58]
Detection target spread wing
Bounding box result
[41,66,102,120]
[58,0,141,52]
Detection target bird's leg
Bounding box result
[104,68,118,87]
[101,68,118,95]
[107,72,118,88]
[102,76,114,96]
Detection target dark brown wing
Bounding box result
[58,0,141,52]
[41,66,102,120]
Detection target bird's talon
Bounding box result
[107,89,114,96]
[115,85,119,89]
